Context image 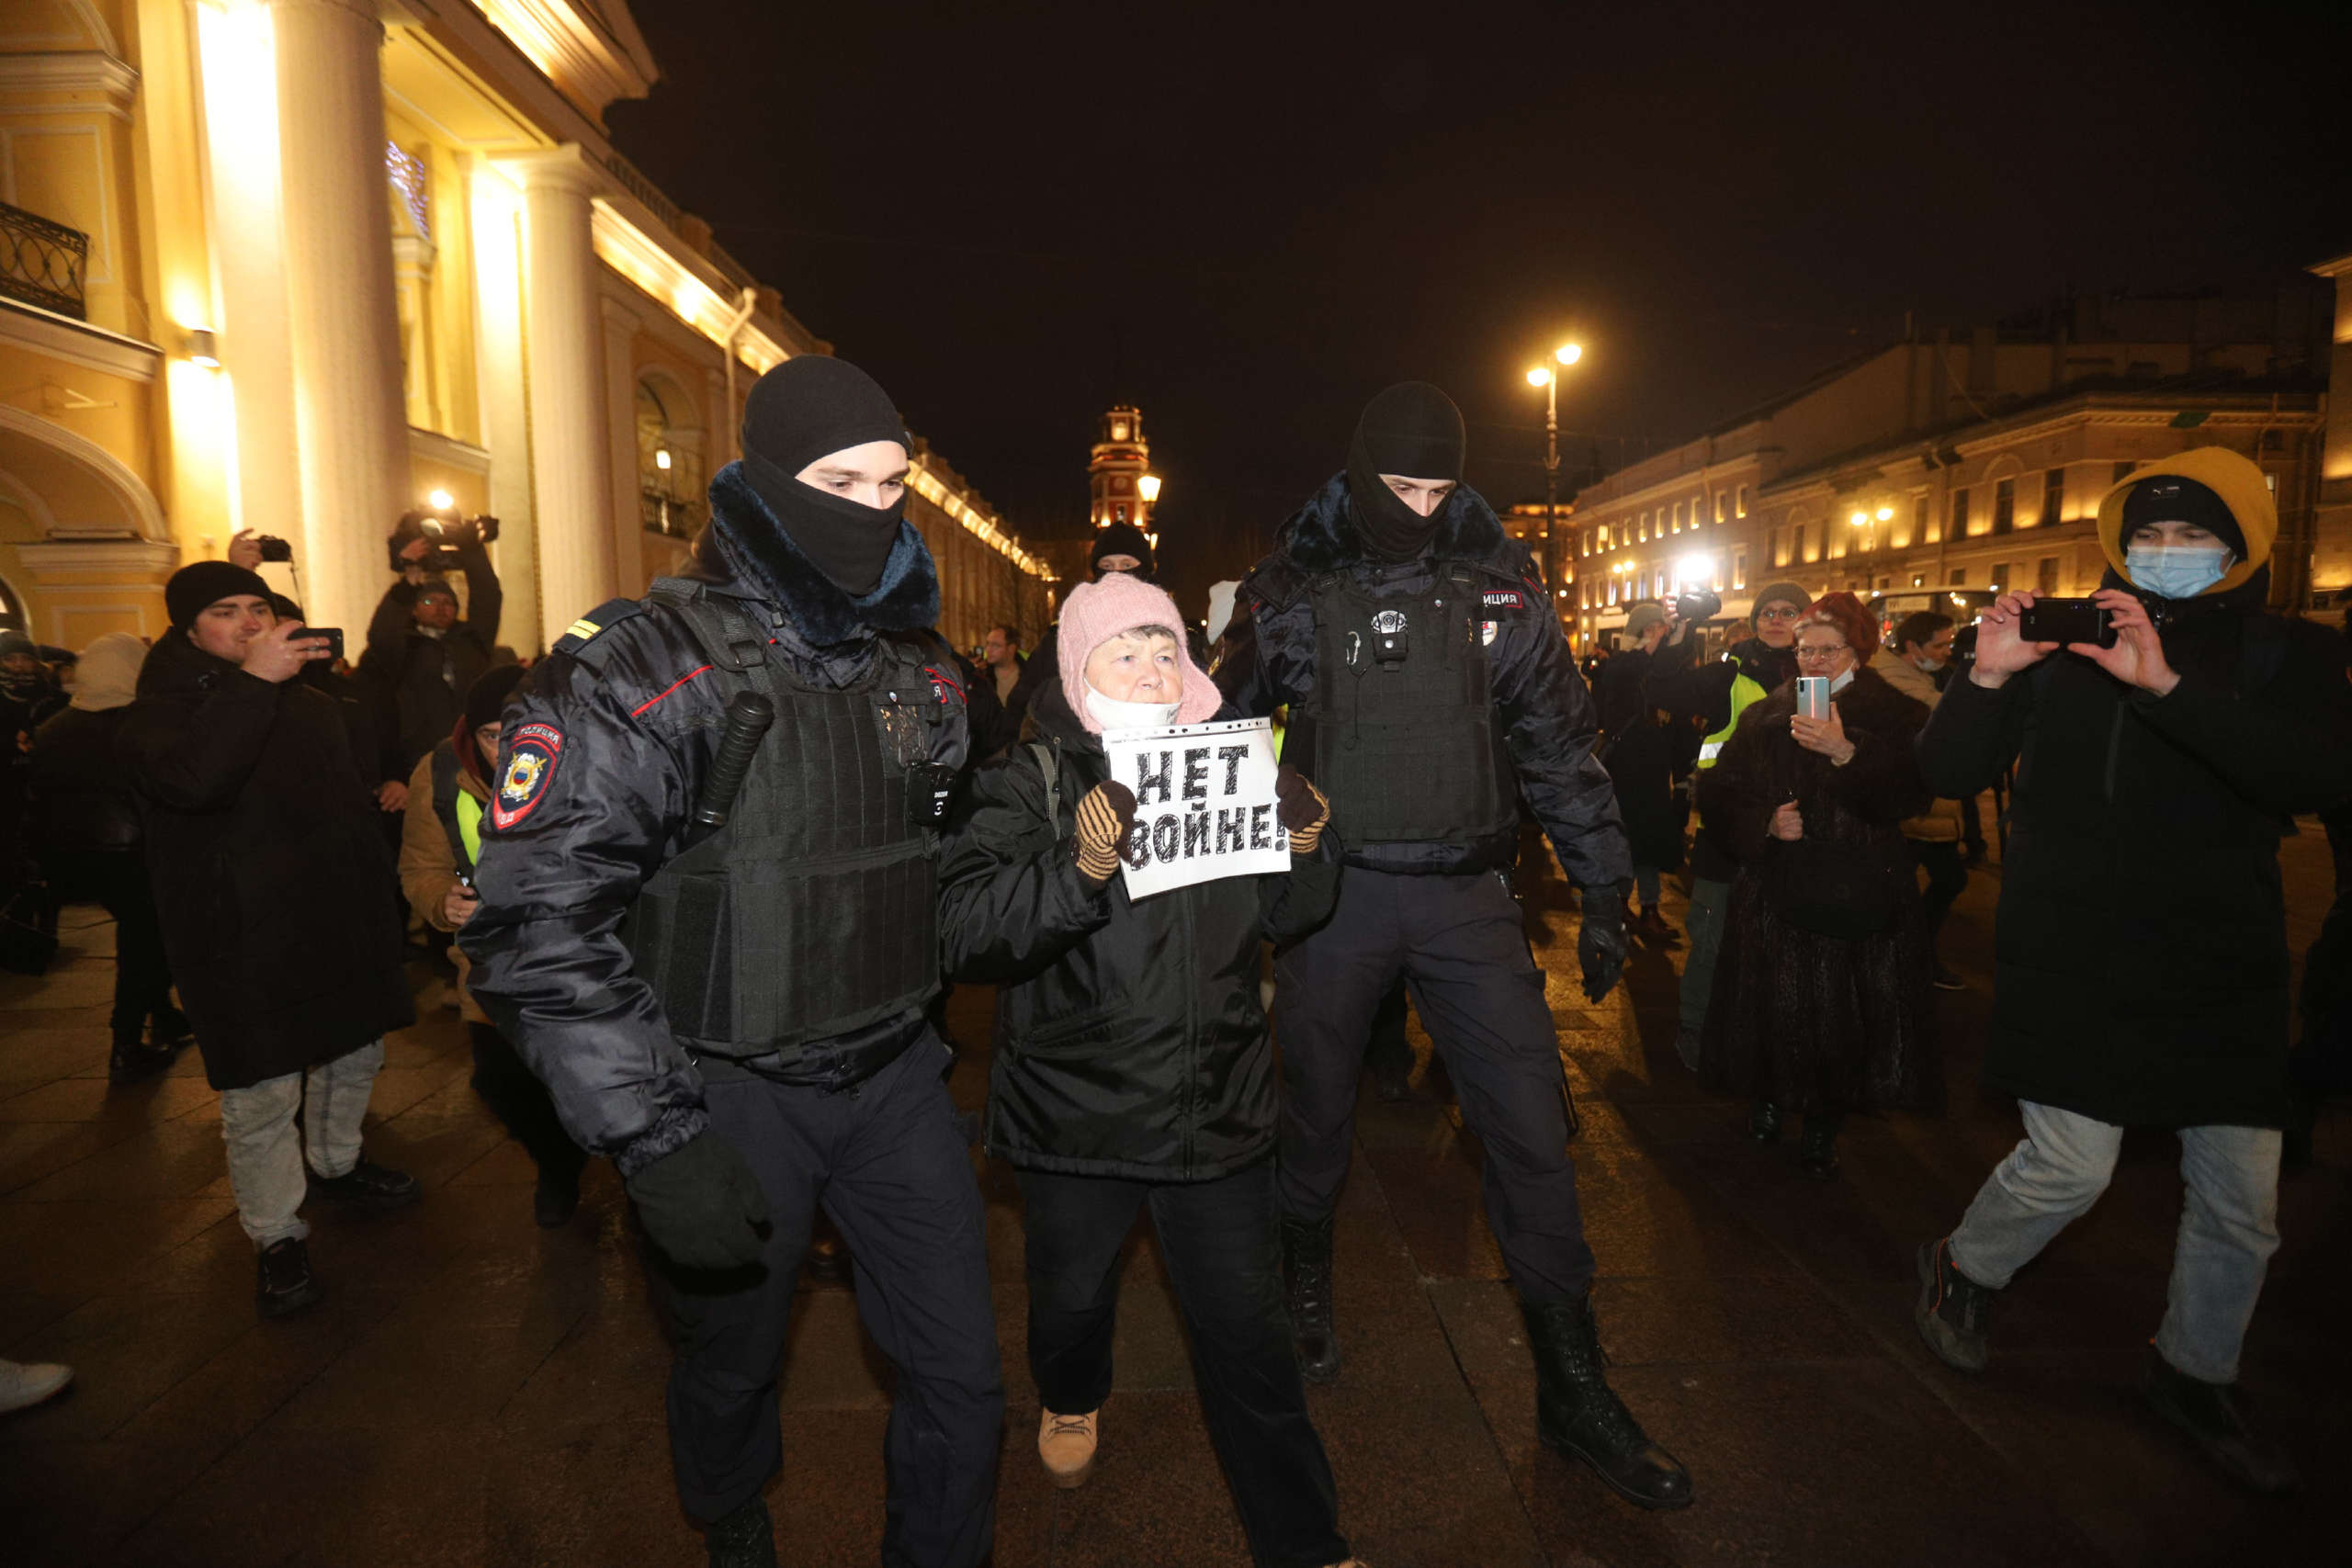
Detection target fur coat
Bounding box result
[1696,666,1940,1115]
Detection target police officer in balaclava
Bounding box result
[465,356,1002,1568]
[1218,382,1692,1512]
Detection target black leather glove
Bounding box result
[1577,882,1630,1004]
[623,1131,771,1269]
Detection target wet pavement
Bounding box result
[3,815,2344,1566]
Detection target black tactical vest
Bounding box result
[1300,565,1517,845]
[622,581,944,1068]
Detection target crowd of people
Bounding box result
[1,355,2346,1566]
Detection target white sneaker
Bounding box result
[0,1359,73,1414]
[1038,1406,1099,1488]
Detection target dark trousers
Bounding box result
[465,1021,585,1181]
[1018,1161,1347,1568]
[48,850,179,1043]
[1911,840,1968,943]
[1364,976,1411,1079]
[1273,867,1596,1303]
[658,1038,1001,1567]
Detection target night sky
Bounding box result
[608,0,2352,617]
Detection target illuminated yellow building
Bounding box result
[0,0,1051,654]
[1566,288,2337,647]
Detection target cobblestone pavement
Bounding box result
[2,815,2342,1566]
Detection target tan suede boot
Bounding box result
[1038,1406,1099,1489]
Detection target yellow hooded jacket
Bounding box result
[2095,446,2276,595]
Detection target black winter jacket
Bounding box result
[462,464,967,1176]
[940,681,1340,1181]
[1216,474,1629,886]
[118,634,413,1090]
[30,705,141,853]
[360,540,502,776]
[1917,584,2352,1129]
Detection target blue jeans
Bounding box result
[1949,1100,2282,1383]
[1674,876,1731,1068]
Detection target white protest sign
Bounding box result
[1099,716,1289,899]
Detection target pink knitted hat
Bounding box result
[1057,573,1223,734]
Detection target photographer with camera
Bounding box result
[363,508,503,784]
[119,559,419,1320]
[1910,449,2352,1493]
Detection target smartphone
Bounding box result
[296,626,345,661]
[1796,676,1830,718]
[2016,597,2116,649]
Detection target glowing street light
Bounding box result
[1137,473,1162,505]
[1525,344,1588,587]
[1527,367,1552,388]
[1875,504,1894,522]
[1556,343,1584,366]
[655,448,673,472]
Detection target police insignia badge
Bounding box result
[490,722,564,830]
[1482,620,1499,646]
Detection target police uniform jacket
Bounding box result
[461,467,968,1177]
[1216,473,1629,887]
[939,680,1341,1182]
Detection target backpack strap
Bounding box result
[1027,739,1060,835]
[647,578,768,675]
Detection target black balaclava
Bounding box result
[738,357,910,597]
[1346,381,1465,562]
[1091,521,1156,581]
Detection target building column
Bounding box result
[600,295,644,595]
[508,146,616,642]
[267,0,410,630]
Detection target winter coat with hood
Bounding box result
[399,725,492,1025]
[460,462,967,1176]
[1917,448,2352,1129]
[116,629,413,1090]
[939,678,1340,1181]
[1216,473,1629,886]
[1868,648,1966,843]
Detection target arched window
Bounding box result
[638,376,706,539]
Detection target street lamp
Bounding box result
[1524,343,1585,595]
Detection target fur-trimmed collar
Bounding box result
[699,461,941,647]
[1275,472,1510,573]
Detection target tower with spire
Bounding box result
[1088,404,1156,545]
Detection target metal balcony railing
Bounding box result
[0,200,87,320]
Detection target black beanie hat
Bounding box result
[735,356,911,597]
[1091,521,1156,580]
[165,560,272,628]
[1347,382,1466,563]
[463,662,528,732]
[2120,474,2245,558]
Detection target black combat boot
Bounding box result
[1747,1101,1781,1144]
[704,1495,778,1568]
[1280,1211,1341,1383]
[255,1237,322,1319]
[1521,1295,1693,1511]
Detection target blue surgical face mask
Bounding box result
[2125,544,2232,601]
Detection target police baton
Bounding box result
[690,692,775,839]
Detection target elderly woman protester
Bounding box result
[1695,591,1940,1179]
[939,571,1363,1568]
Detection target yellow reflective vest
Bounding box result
[1696,670,1768,771]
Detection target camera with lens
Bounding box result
[1674,588,1723,625]
[388,506,501,573]
[255,536,294,563]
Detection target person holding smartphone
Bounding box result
[119,560,419,1320]
[1910,448,2352,1494]
[1692,592,1939,1179]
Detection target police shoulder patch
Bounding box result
[490,721,564,831]
[1481,588,1528,611]
[550,597,645,660]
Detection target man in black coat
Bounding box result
[464,357,1000,1568]
[1911,449,2352,1495]
[1592,598,1693,944]
[119,561,419,1321]
[361,521,503,782]
[1217,382,1690,1512]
